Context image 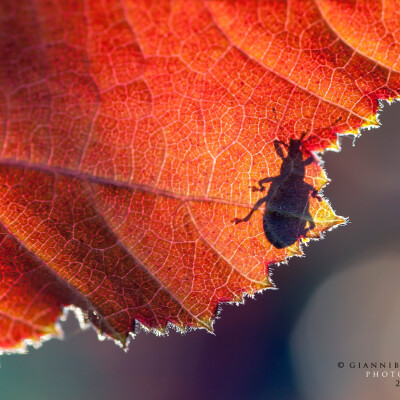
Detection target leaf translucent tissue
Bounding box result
[0,0,398,351]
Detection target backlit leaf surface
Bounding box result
[0,0,398,351]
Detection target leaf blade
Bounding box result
[0,0,397,351]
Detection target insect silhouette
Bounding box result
[232,113,341,249]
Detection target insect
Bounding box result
[232,115,341,249]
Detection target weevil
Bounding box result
[232,114,341,249]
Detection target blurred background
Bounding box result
[1,102,400,400]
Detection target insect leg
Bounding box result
[310,187,322,201]
[273,140,288,159]
[305,183,322,201]
[303,156,315,167]
[232,196,267,225]
[306,211,316,230]
[251,176,276,192]
[300,210,315,237]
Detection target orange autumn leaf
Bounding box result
[0,0,398,352]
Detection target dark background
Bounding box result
[1,102,400,400]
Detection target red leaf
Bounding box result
[0,0,398,351]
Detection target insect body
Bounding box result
[232,134,322,249]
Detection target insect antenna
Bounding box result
[272,107,310,145]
